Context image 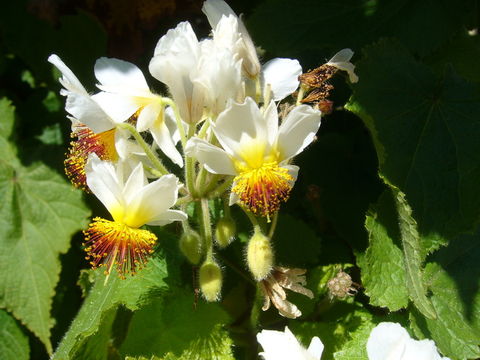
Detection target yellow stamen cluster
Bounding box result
[65,127,118,191]
[232,162,293,218]
[83,217,157,278]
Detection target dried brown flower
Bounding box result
[327,271,358,299]
[259,267,313,319]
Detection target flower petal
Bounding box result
[185,137,236,175]
[147,209,188,226]
[95,57,149,94]
[257,327,308,360]
[367,322,409,360]
[150,120,184,167]
[122,162,148,205]
[66,92,114,133]
[326,48,359,83]
[137,102,161,132]
[262,58,302,101]
[92,92,139,123]
[307,337,324,360]
[85,154,124,216]
[48,54,88,96]
[277,105,321,161]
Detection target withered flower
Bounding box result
[259,267,314,319]
[327,270,358,299]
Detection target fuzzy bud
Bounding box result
[199,260,222,302]
[179,231,203,265]
[214,216,236,248]
[246,230,274,281]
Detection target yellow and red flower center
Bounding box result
[65,127,118,191]
[232,161,293,219]
[83,217,157,278]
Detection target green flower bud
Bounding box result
[199,260,222,302]
[179,231,203,265]
[214,216,236,248]
[246,230,274,281]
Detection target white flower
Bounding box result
[83,154,187,276]
[149,21,205,125]
[202,0,260,78]
[367,323,451,360]
[48,54,116,134]
[326,48,358,83]
[92,57,183,167]
[185,97,321,217]
[257,326,324,360]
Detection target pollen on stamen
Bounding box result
[64,127,118,191]
[83,217,157,278]
[232,162,293,218]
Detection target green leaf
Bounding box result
[0,309,30,360]
[348,40,480,240]
[0,98,90,354]
[248,0,470,64]
[333,321,375,360]
[52,255,170,359]
[358,190,409,311]
[0,97,14,138]
[120,288,234,360]
[392,186,436,319]
[409,230,480,359]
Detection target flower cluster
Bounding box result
[50,0,357,315]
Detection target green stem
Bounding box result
[175,195,192,207]
[267,211,279,239]
[197,118,211,139]
[117,123,169,175]
[255,76,262,103]
[161,97,187,148]
[296,84,307,105]
[200,198,213,260]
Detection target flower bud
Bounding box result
[214,216,236,248]
[246,230,274,281]
[179,231,203,265]
[199,260,222,302]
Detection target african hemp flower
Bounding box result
[48,54,133,190]
[83,154,186,277]
[92,57,183,167]
[186,97,321,218]
[367,323,451,360]
[257,327,324,360]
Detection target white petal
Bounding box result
[165,106,181,145]
[281,164,299,184]
[150,120,184,167]
[123,174,180,227]
[185,137,236,175]
[202,0,237,28]
[229,188,239,206]
[307,337,324,360]
[48,54,88,96]
[122,162,147,205]
[263,100,279,147]
[137,102,161,132]
[403,338,446,360]
[326,48,359,83]
[214,98,268,158]
[66,92,114,133]
[367,322,409,360]
[147,209,188,226]
[92,92,139,123]
[262,58,302,101]
[257,327,307,360]
[85,154,124,216]
[277,105,321,161]
[95,57,149,94]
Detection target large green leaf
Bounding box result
[52,255,170,359]
[0,100,90,354]
[348,40,480,240]
[410,230,480,359]
[248,0,470,65]
[120,288,234,360]
[0,309,30,360]
[358,190,409,311]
